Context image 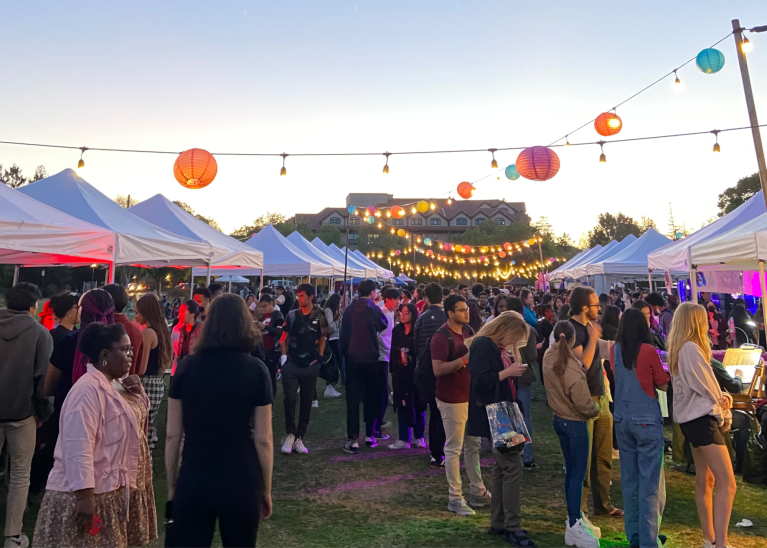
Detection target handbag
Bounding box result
[485,401,530,453]
[319,348,339,384]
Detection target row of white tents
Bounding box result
[548,188,767,299]
[0,168,392,289]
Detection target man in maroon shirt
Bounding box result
[104,284,143,375]
[430,294,490,516]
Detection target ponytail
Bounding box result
[551,320,576,378]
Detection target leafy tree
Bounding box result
[587,212,641,247]
[717,173,760,217]
[639,216,657,233]
[0,163,29,188]
[172,200,221,231]
[114,194,141,209]
[31,165,47,182]
[316,223,344,247]
[230,212,287,241]
[556,233,575,248]
[533,216,554,239]
[274,218,312,240]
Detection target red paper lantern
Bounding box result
[426,250,434,256]
[444,243,453,251]
[516,146,560,181]
[391,205,404,218]
[594,112,623,137]
[457,181,474,199]
[503,242,512,251]
[498,250,507,258]
[174,149,217,189]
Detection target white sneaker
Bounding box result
[312,400,319,408]
[702,543,714,548]
[293,437,309,454]
[416,437,427,449]
[388,440,411,449]
[564,519,600,548]
[4,534,29,548]
[324,385,342,398]
[447,499,476,516]
[581,515,601,539]
[281,433,295,454]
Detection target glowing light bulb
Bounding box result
[742,37,753,53]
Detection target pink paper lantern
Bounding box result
[516,146,560,181]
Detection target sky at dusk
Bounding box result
[1,1,766,243]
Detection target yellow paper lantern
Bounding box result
[416,200,429,213]
[397,229,406,237]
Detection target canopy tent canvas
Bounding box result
[587,229,673,276]
[0,182,116,267]
[396,274,415,283]
[648,190,767,273]
[214,275,251,283]
[548,248,588,278]
[129,194,263,270]
[311,239,378,278]
[569,236,636,279]
[508,276,531,286]
[549,244,605,281]
[286,232,365,277]
[349,249,394,278]
[19,169,216,267]
[690,212,767,271]
[195,224,334,277]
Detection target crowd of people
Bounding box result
[0,276,762,548]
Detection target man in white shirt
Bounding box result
[374,287,400,439]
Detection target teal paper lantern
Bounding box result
[505,164,520,181]
[675,231,684,239]
[366,215,375,224]
[423,238,432,246]
[348,206,356,214]
[696,48,725,74]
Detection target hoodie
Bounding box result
[0,309,54,422]
[340,297,388,364]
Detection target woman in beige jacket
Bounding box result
[543,321,600,548]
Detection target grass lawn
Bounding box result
[2,379,766,547]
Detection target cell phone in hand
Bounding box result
[89,514,103,537]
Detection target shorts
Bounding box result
[680,415,726,448]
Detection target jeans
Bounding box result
[436,399,485,502]
[0,416,36,537]
[263,350,280,397]
[376,360,390,432]
[517,385,534,464]
[281,360,320,438]
[345,361,380,440]
[328,339,343,386]
[490,448,523,531]
[582,394,616,515]
[428,399,446,461]
[616,415,665,547]
[553,415,590,527]
[396,392,426,443]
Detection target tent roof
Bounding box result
[311,239,378,278]
[129,194,263,270]
[550,244,605,281]
[648,190,767,272]
[570,236,636,279]
[548,248,588,277]
[19,169,215,266]
[246,225,333,276]
[396,274,415,283]
[214,275,251,283]
[508,276,531,286]
[349,248,394,278]
[587,228,674,276]
[0,182,117,266]
[690,212,767,271]
[286,232,365,277]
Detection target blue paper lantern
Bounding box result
[348,206,356,214]
[423,238,432,246]
[511,261,516,265]
[366,215,375,224]
[675,231,684,239]
[505,164,520,181]
[696,48,725,74]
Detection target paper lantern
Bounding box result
[511,261,516,265]
[444,243,453,251]
[505,165,520,181]
[366,216,375,224]
[594,112,623,137]
[528,238,537,245]
[503,242,512,251]
[395,249,401,255]
[397,229,406,237]
[416,200,429,213]
[516,146,560,181]
[347,206,356,214]
[423,238,432,246]
[366,206,377,216]
[696,48,725,74]
[391,205,404,218]
[480,255,486,261]
[457,182,475,199]
[426,250,433,256]
[173,149,217,189]
[498,250,507,258]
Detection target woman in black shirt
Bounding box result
[166,294,274,548]
[388,303,425,449]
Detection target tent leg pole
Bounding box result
[108,262,115,284]
[759,262,767,344]
[190,278,194,299]
[228,279,232,293]
[648,269,653,293]
[690,268,698,304]
[259,270,264,293]
[205,262,211,287]
[12,265,20,286]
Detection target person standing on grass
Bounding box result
[611,308,670,548]
[466,311,534,547]
[104,284,144,375]
[668,303,736,548]
[192,287,212,321]
[257,294,284,397]
[341,279,388,454]
[165,294,273,548]
[280,283,325,455]
[47,292,80,346]
[389,303,426,449]
[413,283,448,467]
[375,287,400,440]
[172,300,201,375]
[569,287,622,522]
[323,293,344,393]
[431,294,489,516]
[134,294,173,450]
[519,289,538,329]
[543,320,601,548]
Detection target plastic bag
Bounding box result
[486,401,531,453]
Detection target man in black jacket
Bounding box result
[413,282,447,467]
[257,294,284,397]
[340,279,388,454]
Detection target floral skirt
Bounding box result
[32,488,127,548]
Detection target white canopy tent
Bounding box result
[0,182,117,283]
[549,244,606,281]
[311,240,378,278]
[587,229,672,277]
[547,248,589,280]
[350,249,394,278]
[569,236,636,279]
[286,232,365,277]
[19,170,216,274]
[215,275,250,283]
[129,194,264,272]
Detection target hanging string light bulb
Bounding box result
[382,152,391,174]
[741,36,753,53]
[77,146,87,169]
[712,130,721,153]
[565,135,571,146]
[280,153,288,176]
[598,141,606,163]
[447,196,453,205]
[673,69,683,91]
[489,148,498,169]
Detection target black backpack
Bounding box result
[414,325,473,400]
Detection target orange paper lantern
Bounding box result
[594,112,622,137]
[457,181,474,199]
[516,146,560,181]
[391,205,404,218]
[498,250,507,258]
[174,148,217,189]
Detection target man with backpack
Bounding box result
[413,283,447,468]
[341,279,389,454]
[280,283,326,455]
[431,294,490,516]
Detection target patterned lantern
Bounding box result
[347,206,356,214]
[457,181,475,199]
[397,229,406,237]
[594,112,623,137]
[516,146,560,181]
[423,238,432,246]
[498,250,507,258]
[173,149,217,189]
[366,206,377,216]
[391,205,404,218]
[416,200,429,213]
[696,48,725,74]
[504,164,520,181]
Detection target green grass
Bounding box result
[2,380,766,547]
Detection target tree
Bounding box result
[30,165,47,182]
[533,216,554,239]
[274,218,312,240]
[0,163,29,188]
[230,212,287,241]
[717,173,760,217]
[114,195,141,209]
[587,212,641,247]
[639,216,657,233]
[172,201,221,231]
[316,223,344,247]
[556,233,575,248]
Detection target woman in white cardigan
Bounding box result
[667,303,735,548]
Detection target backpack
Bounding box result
[414,325,473,401]
[286,306,328,365]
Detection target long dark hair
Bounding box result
[73,289,116,383]
[467,300,483,333]
[493,295,508,317]
[325,293,341,321]
[601,305,621,341]
[399,302,419,327]
[197,294,261,353]
[617,308,652,370]
[136,294,173,370]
